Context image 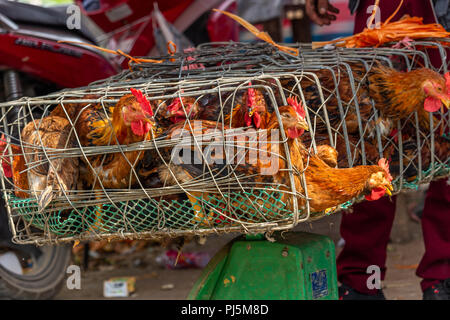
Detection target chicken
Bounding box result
[50,94,114,147]
[0,135,28,198]
[164,94,230,124]
[284,65,393,141]
[138,96,394,224]
[301,149,393,213]
[368,65,450,130]
[285,63,449,186]
[224,85,271,129]
[15,116,79,210]
[164,83,273,130]
[135,100,309,225]
[286,63,450,145]
[52,89,155,190]
[146,107,307,225]
[274,97,394,213]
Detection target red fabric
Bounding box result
[337,196,396,294]
[337,0,450,294]
[354,0,445,69]
[338,179,450,294]
[416,179,450,291]
[353,0,436,34]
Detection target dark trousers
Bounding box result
[337,179,450,293]
[337,0,450,294]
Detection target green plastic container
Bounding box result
[188,232,338,300]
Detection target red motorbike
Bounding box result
[0,0,236,299]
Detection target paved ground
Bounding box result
[56,196,427,300]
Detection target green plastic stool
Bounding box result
[188,232,338,300]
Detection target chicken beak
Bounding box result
[143,115,155,126]
[297,118,309,131]
[442,98,450,109]
[384,184,393,196]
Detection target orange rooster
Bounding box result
[51,88,155,189]
[296,64,450,136]
[164,84,271,130]
[82,89,155,189]
[301,152,393,212]
[225,84,271,129]
[368,65,450,130]
[281,97,394,213]
[136,104,308,224]
[138,96,394,223]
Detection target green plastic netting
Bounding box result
[7,186,294,237]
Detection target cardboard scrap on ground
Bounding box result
[103,277,136,298]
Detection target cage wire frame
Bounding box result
[0,40,448,245]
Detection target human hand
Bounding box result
[305,0,340,26]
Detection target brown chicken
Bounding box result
[13,116,79,210]
[287,63,450,184]
[368,65,450,130]
[273,97,394,213]
[164,84,272,130]
[300,148,393,213]
[225,85,271,129]
[295,63,450,135]
[138,96,394,224]
[137,104,308,224]
[52,89,155,190]
[163,94,230,125]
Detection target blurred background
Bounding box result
[15,0,355,43]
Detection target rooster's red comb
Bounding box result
[378,158,393,182]
[287,96,306,118]
[246,82,256,109]
[130,88,153,117]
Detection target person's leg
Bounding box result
[337,196,396,296]
[416,178,450,298]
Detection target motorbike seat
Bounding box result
[0,1,98,43]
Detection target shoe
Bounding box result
[423,279,450,300]
[339,283,386,300]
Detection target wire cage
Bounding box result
[0,40,449,245]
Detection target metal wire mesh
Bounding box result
[0,40,449,245]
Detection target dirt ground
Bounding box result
[56,190,427,300]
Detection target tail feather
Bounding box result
[38,185,53,212]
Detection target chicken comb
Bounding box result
[167,97,182,113]
[130,88,153,117]
[0,134,6,149]
[378,158,393,182]
[246,82,256,110]
[287,96,306,118]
